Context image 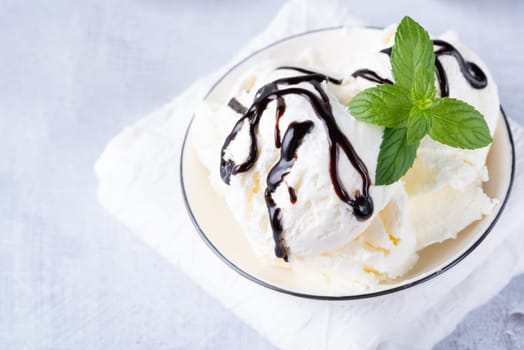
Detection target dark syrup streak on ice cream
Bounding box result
[351,69,393,85]
[227,98,248,115]
[288,186,297,204]
[274,96,286,148]
[432,39,488,96]
[265,121,314,260]
[221,67,373,261]
[374,40,487,97]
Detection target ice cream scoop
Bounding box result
[191,25,498,290]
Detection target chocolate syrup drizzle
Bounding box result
[221,67,373,260]
[352,69,393,85]
[374,40,487,97]
[288,186,297,204]
[274,96,286,148]
[433,39,488,96]
[265,121,314,260]
[228,97,248,115]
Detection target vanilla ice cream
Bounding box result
[191,25,498,291]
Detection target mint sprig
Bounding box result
[348,16,492,185]
[376,128,420,186]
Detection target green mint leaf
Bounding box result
[428,98,492,149]
[412,65,436,101]
[376,127,419,185]
[347,16,492,185]
[348,84,412,128]
[391,16,435,90]
[407,108,432,144]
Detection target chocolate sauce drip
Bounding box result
[378,40,487,97]
[277,66,343,85]
[274,96,286,148]
[433,39,488,95]
[380,47,392,55]
[288,186,297,204]
[352,69,393,85]
[228,97,248,114]
[265,121,314,260]
[220,67,374,260]
[434,58,449,97]
[220,72,339,184]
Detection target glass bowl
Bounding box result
[180,27,515,300]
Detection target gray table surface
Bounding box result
[1,0,523,349]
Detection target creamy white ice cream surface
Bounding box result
[191,25,499,291]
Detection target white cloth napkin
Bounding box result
[94,0,524,348]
